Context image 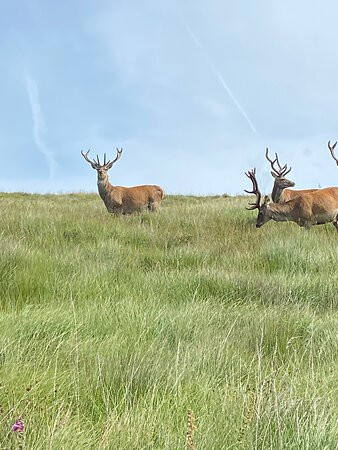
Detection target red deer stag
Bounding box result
[265,148,317,203]
[328,140,338,166]
[245,168,338,231]
[81,148,164,214]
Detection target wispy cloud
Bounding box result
[25,72,57,178]
[178,15,258,135]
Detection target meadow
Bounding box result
[0,192,337,449]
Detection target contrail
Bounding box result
[179,18,258,135]
[25,72,57,178]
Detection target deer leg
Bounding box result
[333,214,338,232]
[148,201,160,212]
[301,221,313,230]
[111,205,123,215]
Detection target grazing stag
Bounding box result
[81,148,164,214]
[265,148,317,203]
[328,140,338,166]
[245,168,338,231]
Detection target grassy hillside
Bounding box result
[0,193,337,449]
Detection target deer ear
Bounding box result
[263,195,270,205]
[271,171,278,179]
[106,162,114,170]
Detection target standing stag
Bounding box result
[328,140,338,166]
[245,168,338,230]
[265,148,317,202]
[81,148,164,214]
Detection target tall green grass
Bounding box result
[0,193,337,449]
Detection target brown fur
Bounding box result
[98,176,164,214]
[257,187,338,230]
[82,149,164,215]
[270,173,318,203]
[280,187,318,202]
[270,141,338,225]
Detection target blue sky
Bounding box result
[1,0,338,195]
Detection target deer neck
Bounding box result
[267,202,294,222]
[271,181,283,203]
[97,175,115,205]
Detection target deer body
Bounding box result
[97,179,164,214]
[245,169,338,231]
[82,148,164,215]
[258,187,338,229]
[278,187,318,203]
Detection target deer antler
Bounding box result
[112,148,123,164]
[265,148,278,173]
[328,140,338,166]
[104,148,123,169]
[81,150,100,169]
[81,149,123,170]
[265,148,291,176]
[244,168,262,210]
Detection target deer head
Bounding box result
[328,141,338,166]
[265,148,295,189]
[245,168,272,228]
[81,148,123,182]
